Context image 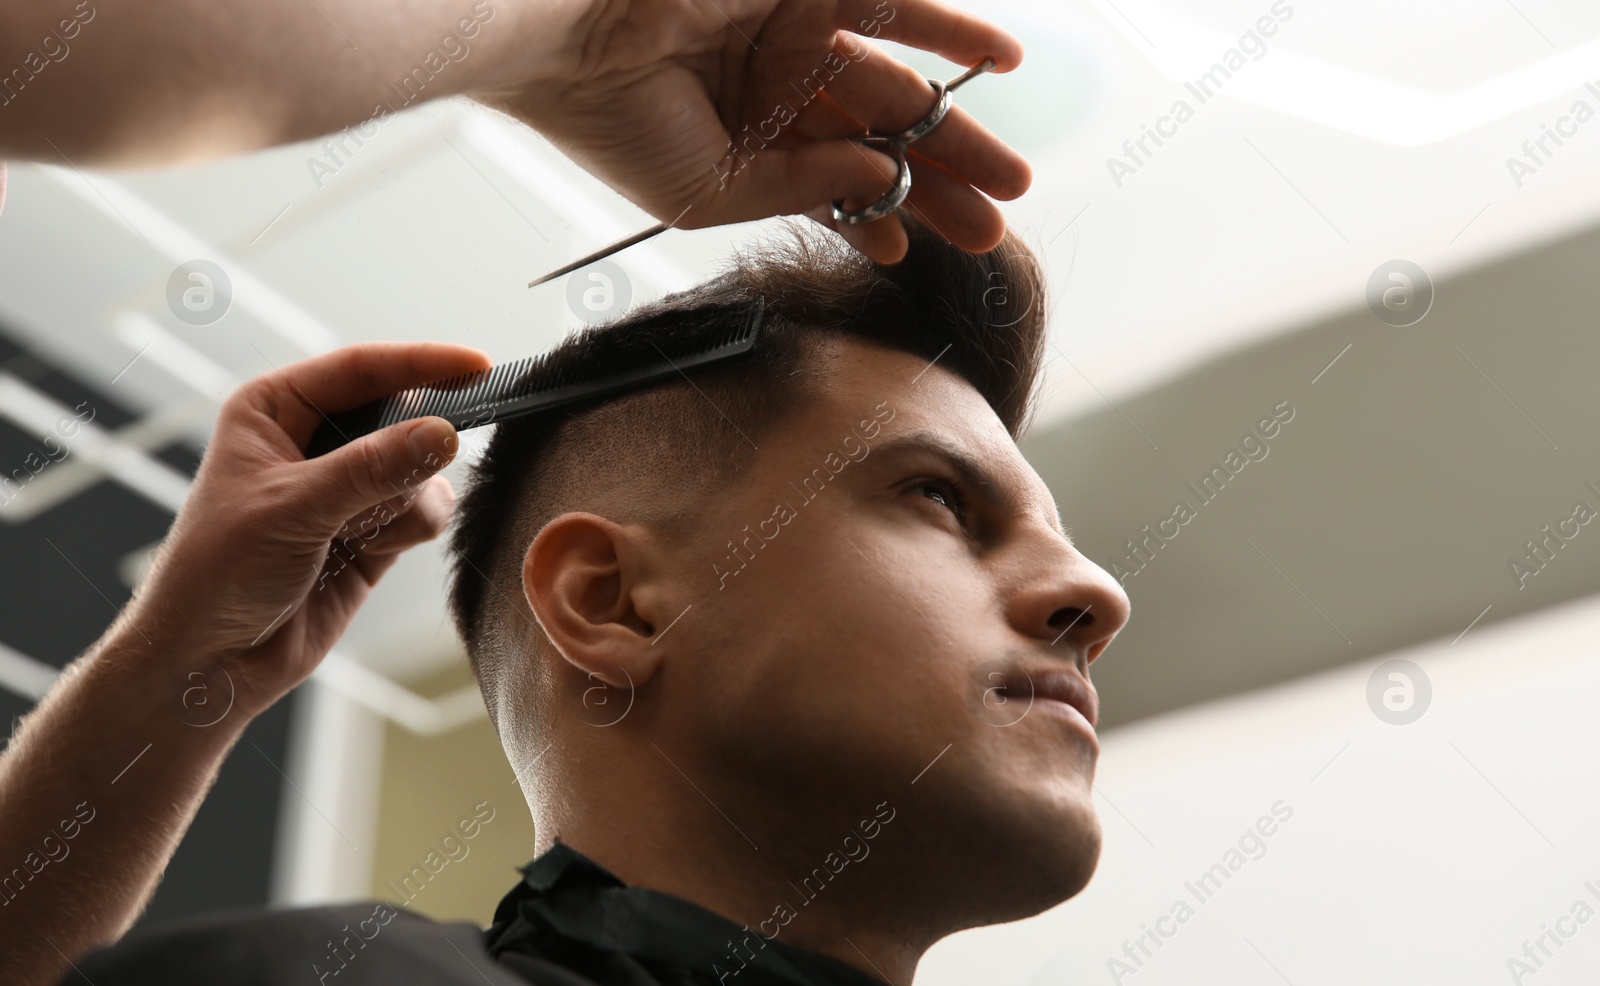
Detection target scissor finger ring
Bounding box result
[831,59,989,226]
[893,79,953,143]
[835,137,912,224]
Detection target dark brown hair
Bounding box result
[446,210,1048,705]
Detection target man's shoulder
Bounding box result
[69,900,531,986]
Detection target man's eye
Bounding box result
[912,479,965,519]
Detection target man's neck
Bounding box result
[532,778,933,986]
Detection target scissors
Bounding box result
[528,57,998,289]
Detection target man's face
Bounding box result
[659,337,1131,924]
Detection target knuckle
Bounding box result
[343,437,391,503]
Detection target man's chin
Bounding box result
[951,798,1103,928]
[1027,802,1102,905]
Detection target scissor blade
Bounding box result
[947,57,996,92]
[527,221,670,288]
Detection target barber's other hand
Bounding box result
[125,342,492,720]
[475,0,1031,264]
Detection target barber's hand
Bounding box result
[475,0,1031,264]
[127,342,492,719]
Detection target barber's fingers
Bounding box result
[321,475,457,593]
[703,126,1004,265]
[682,14,1026,260]
[239,341,491,451]
[833,0,1026,81]
[360,475,456,560]
[332,473,456,560]
[295,415,461,537]
[794,28,1029,205]
[888,149,1007,246]
[774,39,1028,228]
[692,130,894,223]
[702,138,911,263]
[805,202,907,267]
[331,448,454,543]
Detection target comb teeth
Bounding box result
[301,295,767,458]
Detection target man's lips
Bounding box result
[1014,666,1099,730]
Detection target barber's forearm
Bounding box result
[0,0,574,165]
[0,618,252,986]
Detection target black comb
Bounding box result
[303,295,766,458]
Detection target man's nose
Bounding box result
[1007,540,1132,668]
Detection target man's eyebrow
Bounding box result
[866,429,1068,537]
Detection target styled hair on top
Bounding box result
[446,210,1048,728]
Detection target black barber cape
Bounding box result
[67,841,890,986]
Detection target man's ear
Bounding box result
[522,512,669,689]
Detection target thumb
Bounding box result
[298,416,460,533]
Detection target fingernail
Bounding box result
[407,417,457,468]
